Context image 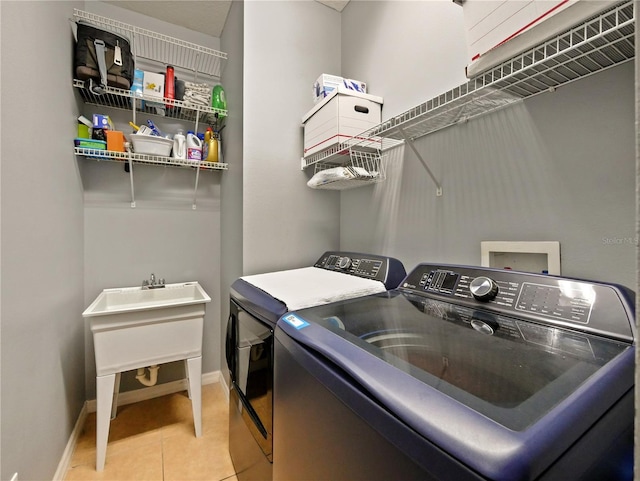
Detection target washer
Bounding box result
[275,263,635,481]
[225,251,406,481]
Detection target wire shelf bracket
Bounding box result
[397,126,442,197]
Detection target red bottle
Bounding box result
[165,65,175,109]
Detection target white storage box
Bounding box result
[303,87,382,157]
[130,134,173,156]
[462,0,619,77]
[463,0,576,64]
[314,73,367,103]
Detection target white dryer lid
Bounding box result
[240,266,386,311]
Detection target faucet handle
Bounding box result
[142,279,149,287]
[159,278,165,286]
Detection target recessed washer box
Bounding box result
[481,241,561,275]
[302,87,383,157]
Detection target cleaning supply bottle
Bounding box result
[203,128,218,162]
[173,130,186,160]
[186,131,202,161]
[165,65,175,109]
[211,84,227,115]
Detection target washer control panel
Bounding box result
[400,264,635,342]
[314,251,407,290]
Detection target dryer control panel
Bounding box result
[399,264,635,342]
[314,251,407,290]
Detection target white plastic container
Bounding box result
[130,134,173,156]
[187,132,202,161]
[173,130,186,160]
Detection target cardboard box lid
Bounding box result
[302,86,384,124]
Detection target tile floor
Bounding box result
[64,383,237,481]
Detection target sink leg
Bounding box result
[185,361,192,400]
[111,372,121,420]
[96,373,116,471]
[186,357,202,437]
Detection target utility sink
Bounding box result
[83,282,210,317]
[82,281,211,471]
[83,282,211,376]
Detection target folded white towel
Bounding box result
[241,267,385,311]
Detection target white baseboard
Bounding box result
[52,402,88,481]
[219,370,230,401]
[54,371,222,480]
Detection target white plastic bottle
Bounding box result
[173,130,186,160]
[186,131,202,161]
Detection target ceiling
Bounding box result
[106,1,350,38]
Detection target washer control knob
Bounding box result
[470,276,499,301]
[337,256,352,270]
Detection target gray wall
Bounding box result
[339,1,636,289]
[220,0,244,383]
[80,2,225,399]
[1,2,85,480]
[242,0,342,275]
[0,1,635,480]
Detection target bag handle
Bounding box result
[90,38,108,95]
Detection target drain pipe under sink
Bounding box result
[136,365,160,386]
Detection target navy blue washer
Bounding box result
[274,264,635,481]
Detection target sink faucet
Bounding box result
[142,273,165,289]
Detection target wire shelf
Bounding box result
[301,136,402,170]
[372,0,633,142]
[308,150,385,190]
[73,9,227,79]
[73,79,227,127]
[75,147,228,171]
[303,0,634,169]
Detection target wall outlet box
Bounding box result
[481,241,561,275]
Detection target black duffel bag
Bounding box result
[75,22,134,95]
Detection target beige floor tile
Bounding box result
[65,382,235,481]
[65,440,163,481]
[162,428,236,481]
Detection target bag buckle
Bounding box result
[114,41,123,67]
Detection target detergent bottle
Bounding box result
[204,128,218,162]
[211,85,227,115]
[186,131,202,161]
[172,130,186,160]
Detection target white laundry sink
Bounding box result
[83,281,210,316]
[83,282,211,376]
[82,281,211,471]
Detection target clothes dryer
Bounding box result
[226,251,406,481]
